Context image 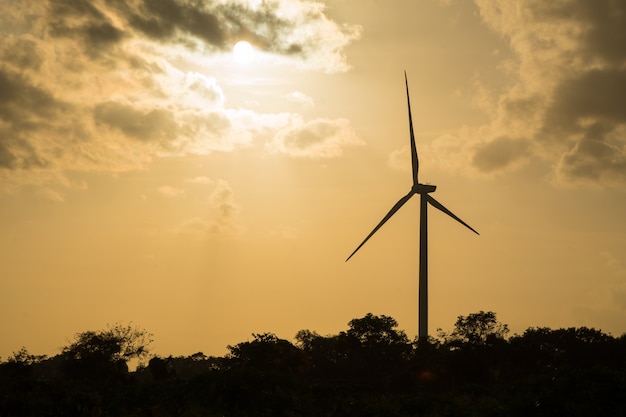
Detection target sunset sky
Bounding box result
[2,0,626,360]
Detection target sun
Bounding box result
[233,41,254,64]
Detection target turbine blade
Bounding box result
[346,191,415,262]
[426,195,479,235]
[405,71,419,186]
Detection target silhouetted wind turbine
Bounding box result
[346,72,479,340]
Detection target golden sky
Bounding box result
[2,0,626,359]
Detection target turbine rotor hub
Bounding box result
[413,183,437,194]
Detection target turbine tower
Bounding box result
[346,72,479,340]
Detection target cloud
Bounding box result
[555,123,626,185]
[389,130,479,179]
[37,187,65,203]
[207,179,243,235]
[42,0,361,69]
[268,118,363,158]
[47,0,126,56]
[0,68,62,169]
[94,102,178,143]
[463,0,626,186]
[0,0,361,191]
[176,217,213,238]
[185,176,213,185]
[168,178,243,237]
[283,91,315,108]
[158,185,185,198]
[472,136,531,173]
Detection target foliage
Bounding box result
[227,332,306,375]
[1,314,625,416]
[7,347,47,366]
[0,347,47,382]
[346,313,409,347]
[62,323,152,363]
[440,310,509,348]
[61,323,152,381]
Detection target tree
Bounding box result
[0,347,46,381]
[61,323,152,381]
[443,311,509,348]
[296,314,412,376]
[340,314,412,385]
[346,313,410,348]
[227,332,306,375]
[510,326,618,370]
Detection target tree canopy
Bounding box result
[1,313,624,416]
[60,323,152,381]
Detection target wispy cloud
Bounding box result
[171,178,243,237]
[185,176,213,185]
[283,91,315,108]
[37,187,65,203]
[206,179,243,235]
[158,185,185,198]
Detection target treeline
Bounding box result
[1,312,625,416]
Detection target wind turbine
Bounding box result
[346,72,479,340]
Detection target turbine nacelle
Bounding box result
[412,183,436,194]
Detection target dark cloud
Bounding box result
[542,68,626,184]
[0,36,43,71]
[473,0,626,185]
[106,0,225,46]
[214,1,302,54]
[545,69,626,130]
[47,0,125,54]
[0,69,58,122]
[472,137,529,173]
[0,68,62,169]
[44,0,357,58]
[534,0,626,64]
[557,123,626,184]
[580,1,626,64]
[94,102,178,142]
[0,137,45,170]
[113,0,306,54]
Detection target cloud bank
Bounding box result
[0,0,362,191]
[469,0,626,186]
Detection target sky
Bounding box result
[2,0,626,360]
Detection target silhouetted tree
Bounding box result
[344,313,412,374]
[148,356,170,380]
[442,310,509,348]
[436,311,511,385]
[2,314,625,416]
[510,326,619,373]
[294,330,347,380]
[346,313,410,348]
[297,313,413,392]
[227,332,306,375]
[61,323,152,382]
[219,333,309,415]
[0,347,46,384]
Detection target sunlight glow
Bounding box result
[233,41,254,64]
